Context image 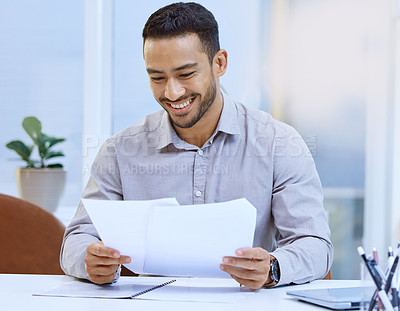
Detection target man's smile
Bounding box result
[163,96,196,115]
[170,98,193,109]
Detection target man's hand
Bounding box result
[85,241,131,284]
[220,247,272,290]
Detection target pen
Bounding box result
[389,246,400,311]
[396,244,400,310]
[385,255,398,293]
[392,287,399,311]
[370,256,387,283]
[388,245,400,310]
[389,246,394,257]
[373,248,379,264]
[368,257,385,311]
[387,247,395,275]
[397,244,400,293]
[358,247,394,311]
[385,252,400,311]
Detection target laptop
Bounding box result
[286,286,375,310]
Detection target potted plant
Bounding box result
[6,116,66,213]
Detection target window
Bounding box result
[0,0,84,207]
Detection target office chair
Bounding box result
[0,194,65,274]
[323,269,333,280]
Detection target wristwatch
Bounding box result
[268,257,280,285]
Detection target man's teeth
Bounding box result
[171,99,192,109]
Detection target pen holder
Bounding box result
[360,262,400,311]
[358,245,400,311]
[360,262,378,311]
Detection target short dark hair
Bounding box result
[142,2,220,63]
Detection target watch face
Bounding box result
[271,259,280,282]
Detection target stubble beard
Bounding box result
[166,80,217,129]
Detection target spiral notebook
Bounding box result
[33,277,253,303]
[33,278,176,299]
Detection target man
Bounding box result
[61,2,333,290]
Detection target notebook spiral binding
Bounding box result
[130,279,177,299]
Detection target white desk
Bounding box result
[0,274,362,311]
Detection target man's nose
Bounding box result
[165,78,185,101]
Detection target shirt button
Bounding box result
[195,190,202,197]
[197,149,204,156]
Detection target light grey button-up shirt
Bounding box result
[60,92,333,286]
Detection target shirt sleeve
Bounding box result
[269,126,333,286]
[60,139,123,280]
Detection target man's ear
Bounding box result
[213,49,228,78]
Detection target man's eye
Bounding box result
[150,76,164,81]
[180,72,195,78]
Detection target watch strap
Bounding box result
[264,257,280,287]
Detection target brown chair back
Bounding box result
[0,194,65,274]
[323,269,332,280]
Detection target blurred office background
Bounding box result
[0,0,399,279]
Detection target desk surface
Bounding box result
[0,274,362,311]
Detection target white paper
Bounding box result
[33,278,170,299]
[33,277,254,303]
[139,278,254,303]
[82,198,179,274]
[82,198,256,278]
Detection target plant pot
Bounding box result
[16,168,66,213]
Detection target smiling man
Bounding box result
[144,33,224,147]
[61,2,333,290]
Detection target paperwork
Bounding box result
[82,198,257,278]
[33,278,176,299]
[33,277,254,303]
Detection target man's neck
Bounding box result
[173,93,223,148]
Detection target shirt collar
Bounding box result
[156,112,175,150]
[156,90,241,150]
[216,90,241,136]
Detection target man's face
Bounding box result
[143,34,217,129]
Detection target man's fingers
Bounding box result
[87,241,120,258]
[88,273,117,285]
[85,254,131,266]
[234,247,269,260]
[85,242,132,285]
[120,255,131,264]
[221,264,268,290]
[230,274,263,291]
[86,242,131,264]
[222,256,267,271]
[220,247,272,290]
[86,264,119,276]
[221,264,261,280]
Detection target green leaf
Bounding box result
[6,140,33,164]
[47,163,63,168]
[12,116,66,168]
[44,151,64,159]
[41,134,66,148]
[47,137,66,148]
[22,116,42,145]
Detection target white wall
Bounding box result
[0,0,84,206]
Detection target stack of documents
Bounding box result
[82,197,257,278]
